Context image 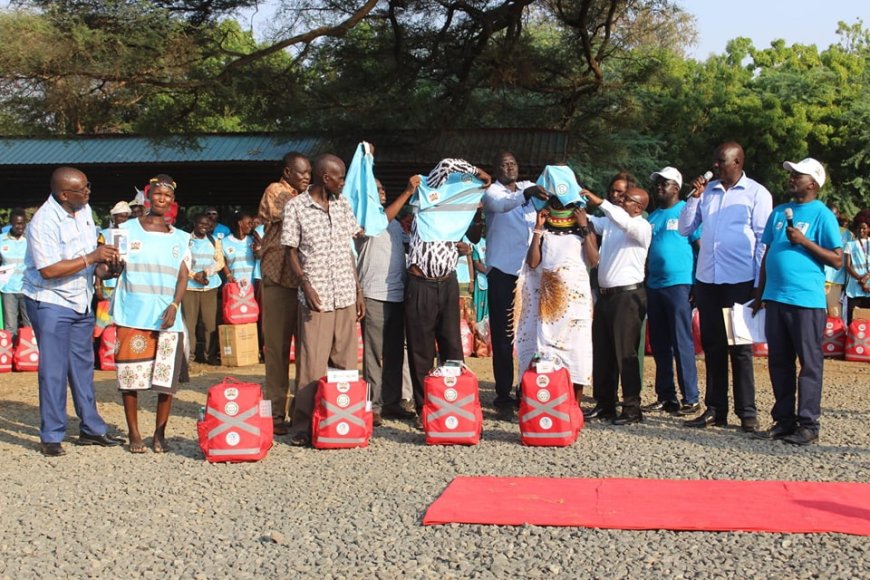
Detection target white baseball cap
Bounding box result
[783,158,826,188]
[649,166,683,189]
[110,201,132,215]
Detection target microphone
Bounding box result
[687,171,713,198]
[785,208,795,244]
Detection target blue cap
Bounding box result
[533,165,586,211]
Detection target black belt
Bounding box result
[408,266,453,283]
[599,283,642,296]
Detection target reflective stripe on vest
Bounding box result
[521,393,570,423]
[426,393,476,422]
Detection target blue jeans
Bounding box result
[25,299,107,443]
[647,284,699,404]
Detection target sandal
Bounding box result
[128,440,147,454]
[151,436,171,454]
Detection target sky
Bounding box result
[679,0,870,59]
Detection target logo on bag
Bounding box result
[337,382,351,393]
[445,416,459,430]
[536,389,551,403]
[444,388,458,402]
[336,422,350,435]
[224,387,239,401]
[536,375,550,387]
[336,394,350,408]
[539,417,553,430]
[444,376,457,387]
[224,402,239,416]
[226,431,240,446]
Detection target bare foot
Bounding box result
[152,434,170,453]
[128,439,147,454]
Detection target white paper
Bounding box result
[327,368,359,383]
[730,301,766,344]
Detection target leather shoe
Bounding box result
[372,412,383,427]
[414,415,425,431]
[783,426,819,446]
[40,442,66,457]
[288,432,311,447]
[612,412,643,426]
[382,403,416,420]
[683,409,727,428]
[740,417,758,433]
[583,405,616,421]
[752,422,795,440]
[676,402,701,416]
[642,400,681,413]
[77,433,124,447]
[273,420,289,436]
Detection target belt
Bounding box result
[598,283,642,296]
[408,265,453,282]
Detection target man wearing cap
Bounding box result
[642,167,701,416]
[679,141,772,432]
[751,158,841,445]
[582,185,652,425]
[97,201,132,301]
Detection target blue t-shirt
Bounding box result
[646,201,700,289]
[761,200,841,308]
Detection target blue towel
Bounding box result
[533,165,587,211]
[342,142,388,237]
[413,172,485,242]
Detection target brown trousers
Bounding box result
[261,278,298,422]
[182,288,218,363]
[288,303,358,437]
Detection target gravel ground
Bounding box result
[0,356,868,579]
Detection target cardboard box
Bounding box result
[853,308,870,322]
[218,323,259,367]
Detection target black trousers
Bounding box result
[694,280,757,420]
[592,287,646,414]
[766,301,826,433]
[487,267,518,405]
[404,273,463,409]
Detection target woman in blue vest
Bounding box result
[182,213,224,364]
[110,174,190,453]
[221,209,256,288]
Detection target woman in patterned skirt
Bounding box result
[109,174,190,453]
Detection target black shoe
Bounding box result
[77,433,124,447]
[641,400,667,412]
[612,412,644,426]
[372,412,383,427]
[783,427,819,446]
[676,402,701,416]
[382,404,416,420]
[414,415,424,431]
[683,409,727,428]
[752,422,795,440]
[40,442,66,457]
[583,406,616,421]
[740,417,758,433]
[288,432,311,447]
[493,396,517,409]
[497,405,516,421]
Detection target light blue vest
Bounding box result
[413,173,485,242]
[98,228,118,290]
[188,236,221,290]
[112,220,190,332]
[0,233,27,294]
[222,234,255,283]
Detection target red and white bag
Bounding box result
[197,378,273,462]
[13,327,39,371]
[422,366,482,445]
[222,282,260,325]
[356,323,364,363]
[822,316,846,359]
[311,374,373,449]
[519,364,583,446]
[99,325,117,371]
[752,342,768,358]
[845,318,870,363]
[692,308,703,355]
[0,330,12,373]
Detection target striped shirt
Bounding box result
[23,195,99,313]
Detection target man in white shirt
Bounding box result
[482,152,547,415]
[678,141,772,432]
[583,186,652,424]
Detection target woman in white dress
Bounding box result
[515,197,599,399]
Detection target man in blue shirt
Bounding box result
[752,158,842,445]
[642,167,701,415]
[679,142,772,432]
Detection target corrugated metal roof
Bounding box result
[0,135,328,165]
[0,130,567,167]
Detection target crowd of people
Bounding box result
[3,140,869,456]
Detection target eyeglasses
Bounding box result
[62,182,91,195]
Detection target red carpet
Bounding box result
[423,477,870,535]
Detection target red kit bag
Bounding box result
[692,309,703,355]
[13,327,39,371]
[0,330,12,373]
[519,363,583,446]
[752,342,768,358]
[222,282,260,325]
[311,373,373,449]
[99,325,117,371]
[197,378,273,462]
[845,319,870,363]
[422,366,482,445]
[822,317,846,359]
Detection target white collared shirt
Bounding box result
[589,200,651,288]
[23,195,98,313]
[483,179,537,276]
[678,172,772,285]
